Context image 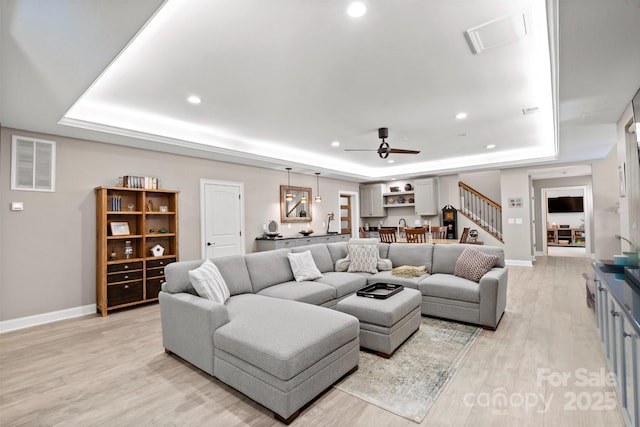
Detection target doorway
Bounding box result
[541,186,590,258]
[339,191,359,237]
[200,179,245,258]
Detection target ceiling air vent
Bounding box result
[11,135,56,192]
[465,11,531,55]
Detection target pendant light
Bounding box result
[285,168,294,201]
[314,172,322,203]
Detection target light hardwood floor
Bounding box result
[0,256,625,426]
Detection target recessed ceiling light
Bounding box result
[486,144,496,149]
[187,95,201,104]
[387,159,395,164]
[455,112,467,120]
[347,2,367,18]
[331,140,340,147]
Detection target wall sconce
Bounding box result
[285,167,293,201]
[314,172,322,203]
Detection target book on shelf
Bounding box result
[123,176,159,189]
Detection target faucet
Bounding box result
[327,213,334,234]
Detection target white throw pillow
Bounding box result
[188,259,231,304]
[288,250,323,282]
[335,257,351,272]
[347,244,378,273]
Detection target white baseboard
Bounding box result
[0,304,96,334]
[505,259,534,267]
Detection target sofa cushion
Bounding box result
[245,249,295,293]
[347,244,378,273]
[314,272,368,298]
[431,244,505,274]
[164,256,252,296]
[387,243,434,271]
[290,244,334,273]
[454,246,499,282]
[326,242,348,265]
[212,255,254,296]
[215,294,359,381]
[418,273,480,303]
[188,259,231,304]
[257,281,336,305]
[287,250,323,282]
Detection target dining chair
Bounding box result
[378,228,397,243]
[405,228,426,243]
[429,226,448,239]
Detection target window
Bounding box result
[11,135,56,192]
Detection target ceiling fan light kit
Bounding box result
[345,127,421,159]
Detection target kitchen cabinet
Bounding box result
[360,184,385,217]
[414,178,439,216]
[593,264,640,427]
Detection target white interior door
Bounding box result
[201,180,245,258]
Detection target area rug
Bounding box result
[334,317,480,423]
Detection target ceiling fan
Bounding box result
[345,127,421,159]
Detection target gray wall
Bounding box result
[0,127,359,321]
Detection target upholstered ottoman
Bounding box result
[336,287,421,358]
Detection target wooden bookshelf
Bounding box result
[95,186,179,316]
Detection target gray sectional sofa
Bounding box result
[159,240,507,423]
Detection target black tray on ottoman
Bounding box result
[357,283,404,299]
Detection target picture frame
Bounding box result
[618,162,626,197]
[110,221,130,236]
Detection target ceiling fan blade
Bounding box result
[388,148,421,154]
[344,148,378,151]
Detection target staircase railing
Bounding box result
[458,181,503,242]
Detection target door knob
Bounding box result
[207,242,213,246]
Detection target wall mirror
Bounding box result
[280,185,312,223]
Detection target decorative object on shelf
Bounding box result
[388,197,396,204]
[285,167,294,201]
[124,241,133,259]
[468,229,479,243]
[150,244,165,257]
[408,197,415,203]
[127,202,135,211]
[389,186,400,192]
[110,221,130,236]
[146,199,154,212]
[159,205,168,212]
[299,229,313,236]
[123,175,159,189]
[158,228,168,233]
[404,183,413,191]
[264,220,279,237]
[314,172,322,203]
[110,195,122,211]
[398,196,405,204]
[109,247,117,261]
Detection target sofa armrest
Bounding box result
[478,267,508,329]
[159,291,230,375]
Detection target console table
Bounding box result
[255,233,348,251]
[547,227,585,247]
[593,264,639,427]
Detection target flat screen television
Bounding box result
[548,196,584,213]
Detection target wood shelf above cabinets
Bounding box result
[96,186,180,316]
[382,191,414,197]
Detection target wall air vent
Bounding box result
[465,11,531,55]
[11,135,56,192]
